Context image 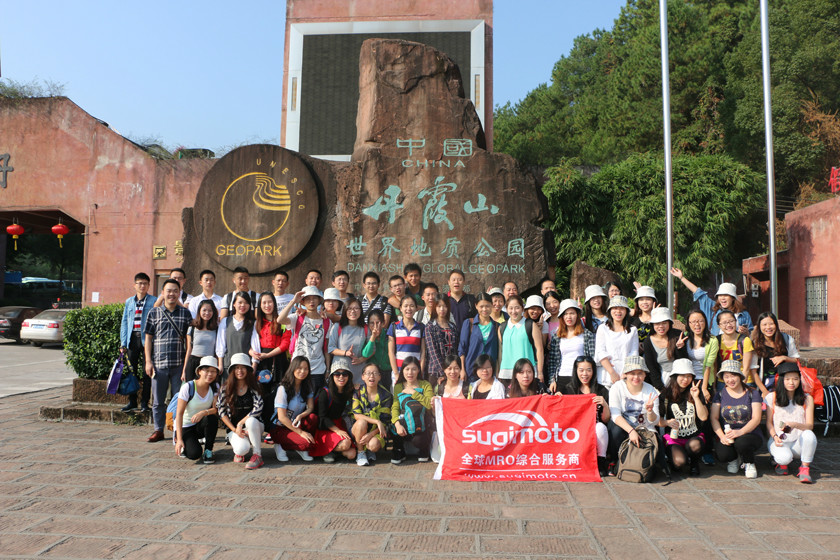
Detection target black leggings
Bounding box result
[666,437,704,469]
[181,415,218,460]
[714,431,764,464]
[607,421,629,460]
[127,332,151,407]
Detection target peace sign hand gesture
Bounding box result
[676,332,688,349]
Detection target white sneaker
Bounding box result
[296,450,314,462]
[274,445,289,462]
[744,463,757,479]
[356,453,370,466]
[727,459,740,474]
[322,453,335,463]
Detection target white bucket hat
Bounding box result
[669,358,694,378]
[301,285,324,301]
[487,287,504,297]
[622,355,649,375]
[322,288,342,302]
[524,295,545,312]
[649,307,673,324]
[558,298,581,316]
[195,355,220,375]
[607,295,630,310]
[229,353,253,372]
[715,283,738,298]
[584,284,606,303]
[635,286,657,300]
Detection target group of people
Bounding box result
[120,264,818,482]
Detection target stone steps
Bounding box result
[39,402,152,424]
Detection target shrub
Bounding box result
[64,304,124,379]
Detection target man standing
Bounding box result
[448,269,476,330]
[187,269,223,318]
[219,266,258,319]
[119,273,156,412]
[273,270,294,310]
[154,268,192,309]
[145,279,192,442]
[404,263,425,305]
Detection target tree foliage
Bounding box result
[64,304,124,380]
[495,0,840,197]
[544,153,765,294]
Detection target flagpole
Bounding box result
[660,0,674,309]
[760,0,778,315]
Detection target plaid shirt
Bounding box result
[144,305,191,370]
[547,329,595,384]
[424,320,459,378]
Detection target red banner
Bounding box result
[433,394,600,482]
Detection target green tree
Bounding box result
[544,153,765,295]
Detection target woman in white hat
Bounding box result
[710,359,764,479]
[630,285,657,351]
[607,356,660,467]
[642,307,689,390]
[311,365,358,463]
[583,285,608,334]
[594,296,639,388]
[658,358,708,476]
[217,353,265,469]
[669,268,754,336]
[278,286,331,393]
[546,298,595,393]
[174,356,220,464]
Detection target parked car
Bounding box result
[20,309,69,347]
[0,306,43,342]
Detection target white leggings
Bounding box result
[767,430,817,465]
[227,416,264,456]
[596,422,608,458]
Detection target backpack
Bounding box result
[165,381,195,432]
[288,314,331,356]
[816,385,840,436]
[396,391,426,435]
[616,428,660,483]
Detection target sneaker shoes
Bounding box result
[245,454,264,470]
[121,403,136,412]
[356,452,370,467]
[798,466,813,484]
[274,445,289,462]
[689,458,700,477]
[775,463,789,476]
[744,463,757,479]
[391,447,406,465]
[296,450,314,462]
[727,458,740,474]
[140,404,151,413]
[233,454,245,463]
[202,449,215,464]
[322,453,336,463]
[417,454,430,463]
[367,451,377,463]
[701,453,715,466]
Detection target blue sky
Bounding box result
[2,0,626,153]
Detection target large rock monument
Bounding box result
[184,39,554,292]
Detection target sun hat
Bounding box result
[776,361,800,376]
[195,355,220,375]
[229,353,254,372]
[636,286,657,300]
[715,283,738,298]
[330,361,352,377]
[301,285,324,301]
[524,295,545,312]
[607,295,630,311]
[558,298,581,316]
[669,358,694,379]
[487,287,504,297]
[584,285,607,303]
[716,359,744,380]
[622,355,649,375]
[322,288,342,302]
[649,307,673,324]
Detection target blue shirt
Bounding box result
[693,288,754,335]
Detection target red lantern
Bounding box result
[52,222,70,248]
[6,222,24,251]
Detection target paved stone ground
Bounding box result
[2,387,839,560]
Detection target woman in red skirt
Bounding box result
[310,365,357,462]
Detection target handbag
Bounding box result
[118,371,140,395]
[106,355,124,395]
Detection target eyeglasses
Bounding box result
[719,320,736,326]
[688,320,704,326]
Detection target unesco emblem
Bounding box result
[193,144,319,273]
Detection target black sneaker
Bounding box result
[391,447,406,464]
[121,403,136,412]
[689,461,700,477]
[597,457,609,478]
[139,405,151,413]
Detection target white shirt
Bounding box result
[609,380,660,429]
[188,293,224,318]
[215,317,261,361]
[594,324,639,388]
[275,293,295,311]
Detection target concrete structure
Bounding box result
[281,0,493,158]
[743,196,840,347]
[0,97,213,305]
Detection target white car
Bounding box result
[20,309,69,346]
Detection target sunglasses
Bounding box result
[333,371,351,378]
[778,423,792,441]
